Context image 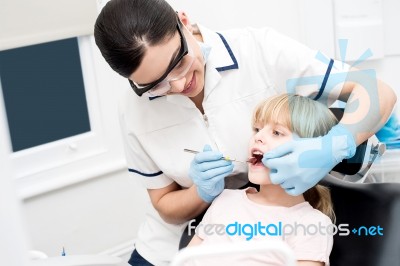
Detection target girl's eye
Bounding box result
[253,127,260,133]
[272,130,282,136]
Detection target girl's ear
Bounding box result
[177,11,194,33]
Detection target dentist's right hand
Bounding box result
[189,144,234,203]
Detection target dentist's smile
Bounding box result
[181,73,196,95]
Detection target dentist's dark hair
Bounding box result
[94,0,177,78]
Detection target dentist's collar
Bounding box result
[196,24,238,72]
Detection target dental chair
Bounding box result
[321,175,400,266]
[322,108,400,265]
[178,108,400,265]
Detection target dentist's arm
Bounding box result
[148,183,209,224]
[338,71,397,145]
[148,145,233,224]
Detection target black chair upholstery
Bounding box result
[179,214,203,250]
[322,176,400,266]
[330,108,368,175]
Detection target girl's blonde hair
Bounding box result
[252,94,337,221]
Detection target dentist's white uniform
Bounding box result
[118,24,348,265]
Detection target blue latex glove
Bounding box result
[262,124,356,196]
[189,144,234,203]
[376,114,400,142]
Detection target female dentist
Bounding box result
[94,0,397,265]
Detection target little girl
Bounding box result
[188,94,337,266]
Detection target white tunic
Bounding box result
[118,24,347,265]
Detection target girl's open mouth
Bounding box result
[249,150,264,166]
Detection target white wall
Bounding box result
[23,170,149,257]
[13,0,400,261]
[169,0,400,98]
[168,0,304,40]
[0,106,30,266]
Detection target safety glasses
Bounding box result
[129,19,194,97]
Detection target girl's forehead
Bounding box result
[254,119,289,129]
[254,113,290,127]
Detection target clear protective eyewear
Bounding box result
[129,19,195,97]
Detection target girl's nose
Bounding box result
[254,130,264,144]
[254,127,272,149]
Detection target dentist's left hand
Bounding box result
[189,144,234,203]
[262,124,356,196]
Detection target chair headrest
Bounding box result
[329,108,369,175]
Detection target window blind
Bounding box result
[0,0,98,51]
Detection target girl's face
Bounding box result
[129,24,205,98]
[248,123,293,185]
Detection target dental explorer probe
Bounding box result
[184,149,256,164]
